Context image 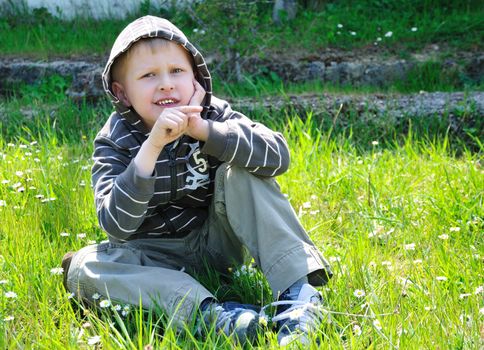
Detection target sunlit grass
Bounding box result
[0,98,482,348]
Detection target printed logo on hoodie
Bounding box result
[185,142,209,190]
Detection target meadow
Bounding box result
[0,85,482,348]
[0,1,483,347]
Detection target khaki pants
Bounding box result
[67,164,332,324]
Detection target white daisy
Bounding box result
[99,299,111,308]
[50,267,64,275]
[372,319,382,330]
[87,335,101,345]
[404,243,416,250]
[5,291,17,298]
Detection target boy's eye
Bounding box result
[172,68,183,73]
[142,73,155,78]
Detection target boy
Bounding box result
[62,15,332,345]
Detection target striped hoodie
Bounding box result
[93,16,290,242]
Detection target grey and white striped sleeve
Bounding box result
[201,101,290,177]
[92,137,155,240]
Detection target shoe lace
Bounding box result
[260,299,326,332]
[211,305,238,334]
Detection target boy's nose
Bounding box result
[158,76,174,91]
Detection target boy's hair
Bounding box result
[110,37,198,83]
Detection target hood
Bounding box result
[101,15,212,134]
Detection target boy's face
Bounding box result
[112,40,196,128]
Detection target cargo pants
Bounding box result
[66,164,332,325]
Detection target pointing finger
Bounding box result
[177,105,203,114]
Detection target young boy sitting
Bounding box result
[62,15,332,345]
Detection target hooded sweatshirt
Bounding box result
[93,16,290,242]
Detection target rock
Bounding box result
[0,58,99,87]
[66,67,104,101]
[465,54,484,84]
[229,91,484,122]
[306,61,325,80]
[338,62,365,84]
[363,61,410,86]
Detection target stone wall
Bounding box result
[0,53,481,101]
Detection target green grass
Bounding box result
[1,75,482,154]
[0,90,482,348]
[213,62,483,99]
[0,1,482,58]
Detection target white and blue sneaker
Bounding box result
[271,284,327,346]
[198,301,261,343]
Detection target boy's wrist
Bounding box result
[145,136,166,153]
[188,119,210,141]
[134,139,164,177]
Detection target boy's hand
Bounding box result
[188,79,206,106]
[186,79,209,141]
[148,106,203,149]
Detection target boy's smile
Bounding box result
[112,39,196,129]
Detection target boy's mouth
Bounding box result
[155,98,178,106]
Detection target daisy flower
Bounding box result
[99,299,111,308]
[5,291,17,298]
[87,335,101,345]
[373,319,382,330]
[50,267,64,275]
[404,243,416,250]
[353,324,362,336]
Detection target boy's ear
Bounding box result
[112,82,131,107]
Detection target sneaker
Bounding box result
[61,251,74,290]
[272,284,326,346]
[198,301,261,343]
